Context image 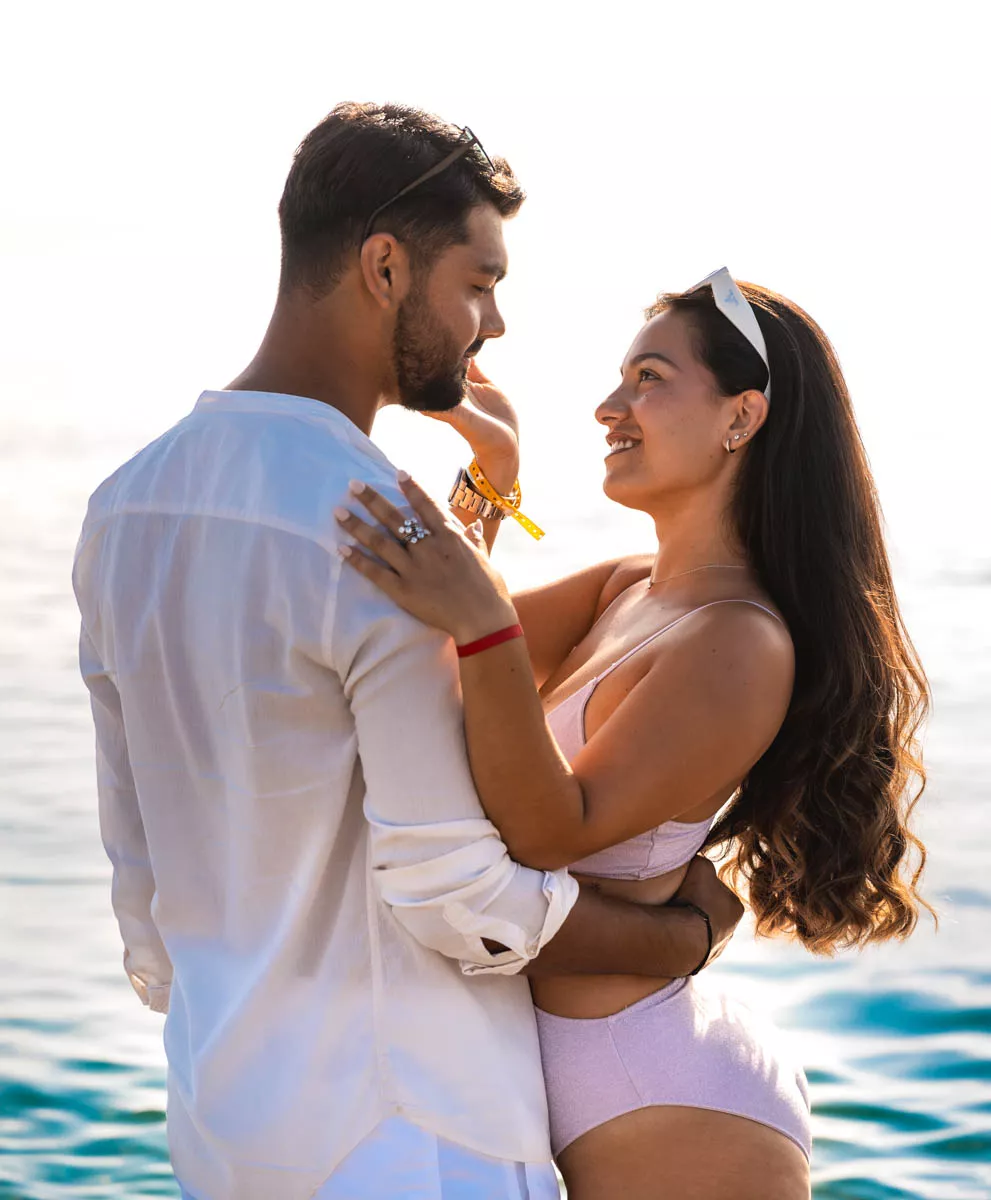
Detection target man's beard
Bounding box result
[393,284,473,414]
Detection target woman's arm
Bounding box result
[336,478,793,871]
[422,359,519,555]
[454,604,792,868]
[512,555,653,688]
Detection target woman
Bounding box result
[335,270,929,1199]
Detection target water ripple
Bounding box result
[1,463,989,1198]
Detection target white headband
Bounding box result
[692,267,771,400]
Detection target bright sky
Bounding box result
[2,0,985,578]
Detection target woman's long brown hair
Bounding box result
[649,283,930,954]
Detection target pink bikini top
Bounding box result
[544,599,782,881]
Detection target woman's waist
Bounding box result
[532,863,689,1017]
[531,972,678,1018]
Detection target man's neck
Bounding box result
[226,290,389,437]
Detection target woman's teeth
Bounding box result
[607,439,639,456]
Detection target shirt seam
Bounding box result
[76,418,399,561]
[365,833,398,1103]
[77,502,351,559]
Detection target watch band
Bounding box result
[448,467,508,521]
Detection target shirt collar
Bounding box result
[194,390,396,472]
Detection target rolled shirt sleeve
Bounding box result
[330,561,578,975]
[78,622,174,1011]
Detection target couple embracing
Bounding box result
[73,102,928,1200]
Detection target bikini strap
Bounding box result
[594,599,783,684]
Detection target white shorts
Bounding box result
[178,1115,561,1199]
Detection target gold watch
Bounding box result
[448,467,508,521]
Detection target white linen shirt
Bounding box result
[72,390,579,1200]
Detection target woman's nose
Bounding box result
[595,387,629,426]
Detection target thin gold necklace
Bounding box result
[647,563,748,591]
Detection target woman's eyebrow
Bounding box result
[622,351,681,373]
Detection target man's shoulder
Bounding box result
[80,419,191,530]
[80,404,402,553]
[248,416,401,548]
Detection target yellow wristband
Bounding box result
[468,460,545,541]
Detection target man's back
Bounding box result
[74,391,576,1200]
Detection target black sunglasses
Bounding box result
[360,126,495,246]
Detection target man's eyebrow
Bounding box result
[476,261,507,281]
[623,350,680,372]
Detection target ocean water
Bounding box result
[1,423,989,1200]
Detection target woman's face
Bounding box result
[596,309,739,511]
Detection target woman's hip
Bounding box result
[534,976,811,1160]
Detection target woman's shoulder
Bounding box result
[662,597,795,705]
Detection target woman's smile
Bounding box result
[605,434,642,458]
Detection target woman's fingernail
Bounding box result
[397,470,411,483]
[348,480,365,495]
[338,545,353,559]
[333,507,350,522]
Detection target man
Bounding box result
[73,103,743,1200]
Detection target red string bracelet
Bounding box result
[456,624,524,659]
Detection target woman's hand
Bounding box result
[335,474,519,645]
[424,360,519,495]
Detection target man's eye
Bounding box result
[474,284,495,295]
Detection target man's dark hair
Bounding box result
[278,102,525,297]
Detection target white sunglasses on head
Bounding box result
[691,267,771,400]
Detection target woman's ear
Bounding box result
[726,389,770,447]
[359,234,411,310]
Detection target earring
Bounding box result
[724,431,751,454]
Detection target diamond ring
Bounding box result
[397,518,431,547]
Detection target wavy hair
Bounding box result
[647,282,931,953]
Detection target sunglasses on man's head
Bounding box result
[360,126,495,246]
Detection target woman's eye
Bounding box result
[474,284,494,295]
[638,368,659,383]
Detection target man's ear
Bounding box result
[358,233,412,310]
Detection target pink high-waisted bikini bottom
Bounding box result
[535,975,811,1159]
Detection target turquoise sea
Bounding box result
[1,421,989,1200]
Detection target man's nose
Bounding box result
[481,299,506,341]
